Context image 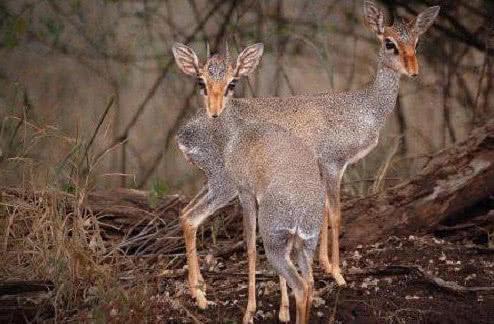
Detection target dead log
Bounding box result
[0,280,54,322]
[83,190,188,255]
[341,120,494,249]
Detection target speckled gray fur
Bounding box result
[180,108,324,228]
[206,55,227,80]
[223,117,324,243]
[177,45,401,201]
[178,104,325,294]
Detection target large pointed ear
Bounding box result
[412,6,440,36]
[364,0,385,37]
[234,43,264,77]
[172,43,200,76]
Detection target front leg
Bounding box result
[318,197,333,274]
[180,185,237,309]
[239,191,257,324]
[319,163,346,286]
[326,185,346,286]
[278,276,290,322]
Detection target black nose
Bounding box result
[411,73,418,78]
[211,114,218,118]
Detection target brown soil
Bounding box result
[154,235,494,323]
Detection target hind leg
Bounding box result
[296,240,316,324]
[279,276,290,322]
[264,237,308,324]
[320,163,346,286]
[327,188,346,286]
[318,197,333,273]
[182,185,208,287]
[181,186,237,309]
[239,191,257,324]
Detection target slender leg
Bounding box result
[181,193,208,309]
[296,237,317,324]
[181,185,208,289]
[264,238,307,324]
[305,268,314,324]
[297,248,315,324]
[318,196,333,273]
[180,186,237,309]
[327,183,346,286]
[279,276,290,322]
[320,164,346,286]
[294,280,308,324]
[239,192,257,324]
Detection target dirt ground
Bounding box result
[152,235,494,324]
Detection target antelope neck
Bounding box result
[368,47,401,126]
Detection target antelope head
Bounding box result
[364,0,440,77]
[173,42,264,118]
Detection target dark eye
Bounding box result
[385,39,395,50]
[224,80,237,96]
[197,78,207,95]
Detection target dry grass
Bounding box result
[0,100,168,321]
[0,184,159,321]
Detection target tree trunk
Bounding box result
[341,120,494,248]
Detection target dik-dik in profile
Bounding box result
[176,1,440,302]
[174,43,324,324]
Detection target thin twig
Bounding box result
[80,96,114,169]
[329,287,341,324]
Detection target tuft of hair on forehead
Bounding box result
[388,17,415,41]
[205,54,229,81]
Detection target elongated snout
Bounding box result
[406,56,419,77]
[206,93,224,118]
[402,47,419,78]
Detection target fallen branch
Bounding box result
[0,280,54,323]
[213,240,244,258]
[0,280,54,296]
[348,265,494,294]
[341,120,494,248]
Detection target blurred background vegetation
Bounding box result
[0,0,493,198]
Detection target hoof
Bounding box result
[243,302,256,324]
[279,305,290,322]
[242,312,255,324]
[198,276,206,291]
[333,272,347,287]
[195,289,208,309]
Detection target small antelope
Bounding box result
[174,43,324,324]
[175,0,440,320]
